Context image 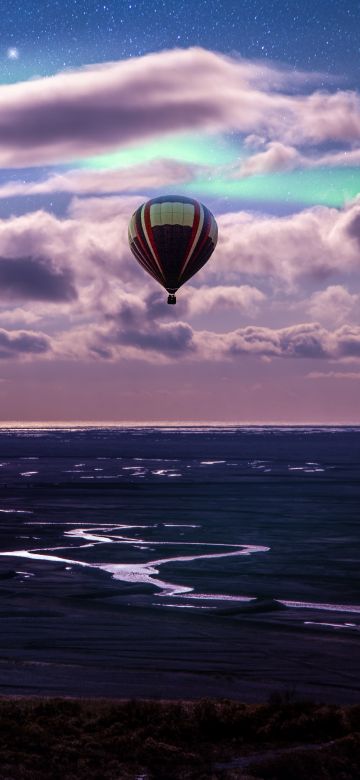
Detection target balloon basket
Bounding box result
[167,294,176,304]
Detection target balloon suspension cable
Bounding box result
[167,294,176,304]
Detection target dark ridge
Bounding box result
[0,696,359,779]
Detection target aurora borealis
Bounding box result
[0,0,360,422]
[82,137,360,209]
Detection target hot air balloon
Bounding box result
[128,195,218,304]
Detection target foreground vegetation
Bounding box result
[0,695,359,779]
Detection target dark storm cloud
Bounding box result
[0,328,51,359]
[0,257,77,302]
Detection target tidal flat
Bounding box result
[0,425,359,704]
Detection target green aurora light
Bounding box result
[183,168,360,208]
[81,133,360,208]
[82,133,238,169]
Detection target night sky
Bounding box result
[3,1,359,79]
[0,0,360,422]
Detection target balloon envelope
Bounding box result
[128,195,218,299]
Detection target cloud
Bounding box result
[2,197,360,319]
[119,320,194,355]
[101,285,265,355]
[334,324,360,357]
[101,290,195,357]
[0,256,77,302]
[181,284,266,316]
[0,307,41,325]
[192,322,360,362]
[55,315,360,365]
[0,328,51,359]
[194,322,331,360]
[1,196,360,330]
[53,281,265,362]
[237,141,360,177]
[0,159,196,199]
[143,284,266,320]
[0,198,360,366]
[55,317,195,364]
[238,141,300,176]
[67,194,146,220]
[307,370,360,379]
[0,205,140,295]
[0,48,359,167]
[307,285,359,325]
[213,200,360,285]
[64,195,360,292]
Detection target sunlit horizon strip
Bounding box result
[0,421,359,429]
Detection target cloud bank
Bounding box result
[0,48,359,167]
[215,200,360,284]
[0,194,359,364]
[3,195,360,294]
[0,160,196,198]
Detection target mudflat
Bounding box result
[0,425,359,703]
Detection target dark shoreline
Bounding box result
[0,695,359,779]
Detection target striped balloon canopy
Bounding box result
[128,195,218,303]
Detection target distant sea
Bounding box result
[0,425,359,702]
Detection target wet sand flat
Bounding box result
[0,426,359,702]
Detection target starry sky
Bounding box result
[0,0,360,422]
[3,0,360,80]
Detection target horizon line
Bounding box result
[0,420,360,428]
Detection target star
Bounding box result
[7,47,19,60]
